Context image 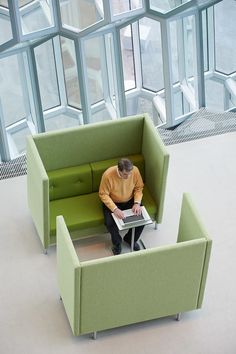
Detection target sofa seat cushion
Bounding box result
[50,192,103,236]
[91,154,145,192]
[142,186,157,220]
[48,164,92,201]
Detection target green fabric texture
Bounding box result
[79,239,206,334]
[48,164,92,201]
[91,154,145,192]
[56,216,81,336]
[177,193,212,308]
[50,193,103,236]
[56,194,212,336]
[26,136,50,249]
[27,114,169,248]
[142,113,169,223]
[142,186,157,219]
[33,116,144,171]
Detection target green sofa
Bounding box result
[57,193,212,337]
[27,114,169,251]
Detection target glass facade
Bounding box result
[0,0,235,161]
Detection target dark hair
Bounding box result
[117,158,133,172]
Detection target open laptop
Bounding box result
[119,206,151,228]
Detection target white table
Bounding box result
[112,206,153,251]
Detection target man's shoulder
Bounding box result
[103,166,117,177]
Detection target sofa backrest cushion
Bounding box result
[33,116,144,171]
[90,154,145,192]
[48,164,92,201]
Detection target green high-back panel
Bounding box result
[33,116,144,171]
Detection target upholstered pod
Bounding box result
[57,193,212,337]
[27,114,169,250]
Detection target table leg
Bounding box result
[131,228,135,252]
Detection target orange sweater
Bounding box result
[99,166,144,211]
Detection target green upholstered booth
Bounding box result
[27,114,169,251]
[57,193,212,337]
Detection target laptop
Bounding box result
[119,206,151,228]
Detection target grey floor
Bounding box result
[1,132,236,354]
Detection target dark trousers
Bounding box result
[102,199,144,246]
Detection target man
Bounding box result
[99,158,144,255]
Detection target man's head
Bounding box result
[117,158,133,179]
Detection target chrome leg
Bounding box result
[131,228,135,252]
[91,331,97,340]
[154,222,158,230]
[139,239,146,249]
[175,313,181,321]
[43,248,48,255]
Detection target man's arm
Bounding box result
[99,173,117,212]
[133,168,144,204]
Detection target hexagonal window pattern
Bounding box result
[149,0,191,14]
[59,0,104,32]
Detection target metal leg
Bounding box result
[91,331,97,340]
[175,313,181,321]
[139,238,146,249]
[43,248,48,255]
[131,228,135,252]
[154,222,158,230]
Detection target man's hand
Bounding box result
[113,208,125,219]
[132,203,142,215]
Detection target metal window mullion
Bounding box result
[0,98,11,161]
[100,35,110,103]
[133,22,142,90]
[24,48,37,129]
[207,6,215,72]
[195,9,205,108]
[161,18,175,127]
[27,46,45,133]
[75,38,91,124]
[113,27,127,117]
[8,0,21,43]
[53,36,67,107]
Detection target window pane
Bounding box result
[84,36,103,103]
[0,0,13,45]
[44,113,79,132]
[60,0,104,31]
[169,15,198,119]
[140,18,164,92]
[60,37,81,109]
[150,0,190,14]
[34,40,60,111]
[0,55,27,126]
[215,0,236,74]
[120,25,136,90]
[112,0,142,15]
[20,0,54,35]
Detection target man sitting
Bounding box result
[99,158,144,255]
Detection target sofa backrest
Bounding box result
[32,116,144,172]
[56,192,212,336]
[79,239,207,335]
[47,154,145,201]
[48,164,92,201]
